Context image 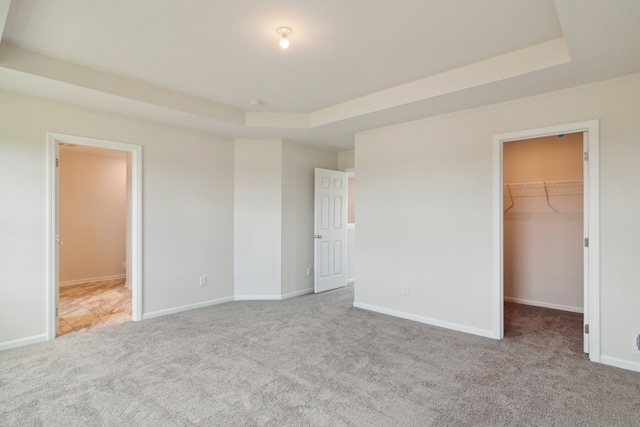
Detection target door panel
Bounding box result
[314,168,348,293]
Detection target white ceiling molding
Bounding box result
[0,0,639,149]
[0,43,245,126]
[245,38,570,129]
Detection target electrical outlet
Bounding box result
[307,267,314,277]
[633,329,640,354]
[199,276,207,286]
[402,286,409,296]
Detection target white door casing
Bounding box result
[48,133,143,340]
[314,168,348,293]
[52,142,60,335]
[493,120,600,362]
[583,132,589,353]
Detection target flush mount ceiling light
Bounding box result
[276,26,292,49]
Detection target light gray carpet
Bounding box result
[2,285,639,426]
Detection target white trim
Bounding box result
[493,120,600,360]
[0,334,48,351]
[600,356,640,373]
[235,288,314,301]
[281,288,314,299]
[60,274,126,287]
[143,296,235,320]
[235,294,283,301]
[48,132,143,342]
[503,297,583,314]
[353,302,495,339]
[347,278,355,284]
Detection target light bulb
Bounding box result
[276,27,292,49]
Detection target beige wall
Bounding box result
[0,91,235,346]
[281,141,339,295]
[355,73,640,369]
[338,150,355,171]
[234,138,338,298]
[59,148,127,284]
[234,139,283,298]
[503,134,583,311]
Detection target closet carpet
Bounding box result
[2,285,639,426]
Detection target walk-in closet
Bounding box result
[503,133,584,314]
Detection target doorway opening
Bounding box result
[57,144,129,335]
[502,133,584,351]
[493,120,600,362]
[48,133,142,341]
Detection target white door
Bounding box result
[583,132,589,353]
[314,168,348,293]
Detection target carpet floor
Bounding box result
[1,285,639,426]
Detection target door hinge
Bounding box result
[584,237,589,248]
[584,151,589,161]
[56,158,59,167]
[55,307,59,317]
[584,324,589,334]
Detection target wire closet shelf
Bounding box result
[503,179,583,213]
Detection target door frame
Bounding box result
[47,132,143,340]
[492,120,600,362]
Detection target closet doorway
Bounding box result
[493,121,600,362]
[503,133,584,347]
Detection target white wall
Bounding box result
[281,141,338,296]
[355,73,640,368]
[0,91,235,347]
[59,148,127,284]
[234,139,283,298]
[503,134,583,312]
[234,139,338,298]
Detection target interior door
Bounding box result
[314,168,348,293]
[583,131,589,353]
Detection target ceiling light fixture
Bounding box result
[276,26,292,49]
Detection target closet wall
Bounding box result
[503,133,583,312]
[59,146,127,285]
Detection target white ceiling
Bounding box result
[1,0,639,150]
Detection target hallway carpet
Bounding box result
[1,285,639,426]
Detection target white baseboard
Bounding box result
[60,274,126,287]
[0,334,48,351]
[234,295,282,301]
[235,288,314,301]
[142,296,235,320]
[504,296,583,314]
[353,302,495,339]
[347,278,355,284]
[600,356,640,373]
[281,288,314,299]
